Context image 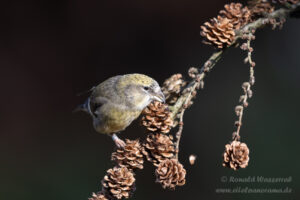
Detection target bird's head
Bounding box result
[117,74,165,110]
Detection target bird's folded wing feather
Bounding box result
[89,75,123,116]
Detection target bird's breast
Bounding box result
[94,105,142,135]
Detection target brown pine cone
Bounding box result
[248,0,274,20]
[102,167,135,199]
[141,101,173,134]
[161,74,187,104]
[142,133,175,166]
[111,139,144,170]
[89,192,108,200]
[219,3,251,29]
[223,140,250,170]
[155,159,186,189]
[200,16,235,49]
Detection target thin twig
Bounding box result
[234,36,255,140]
[175,81,199,159]
[169,50,223,120]
[239,32,257,138]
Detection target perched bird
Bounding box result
[76,74,165,148]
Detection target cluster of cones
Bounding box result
[141,101,186,190]
[201,3,251,49]
[89,140,141,200]
[199,0,294,49]
[90,96,250,200]
[89,101,185,200]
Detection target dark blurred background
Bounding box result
[0,0,299,200]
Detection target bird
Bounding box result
[76,73,165,148]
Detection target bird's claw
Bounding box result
[112,134,126,148]
[115,138,126,148]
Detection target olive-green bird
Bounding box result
[76,74,165,148]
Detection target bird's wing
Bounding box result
[89,96,109,118]
[89,75,122,117]
[90,75,122,102]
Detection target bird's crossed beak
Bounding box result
[152,91,166,103]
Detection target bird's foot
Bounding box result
[112,134,126,148]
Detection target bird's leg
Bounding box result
[112,133,126,148]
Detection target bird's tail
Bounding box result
[73,97,92,114]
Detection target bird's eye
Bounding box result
[143,86,149,91]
